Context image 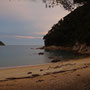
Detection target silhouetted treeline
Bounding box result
[74,0,89,3]
[42,0,89,11]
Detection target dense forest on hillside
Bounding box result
[43,0,90,50]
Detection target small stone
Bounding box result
[77,74,80,76]
[38,52,44,55]
[27,72,32,74]
[40,69,43,71]
[51,59,61,63]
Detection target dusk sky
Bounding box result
[0,0,69,45]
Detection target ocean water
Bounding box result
[0,45,82,68]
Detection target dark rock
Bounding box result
[6,77,17,80]
[0,41,5,46]
[32,74,40,77]
[40,69,43,71]
[51,59,61,63]
[77,74,81,76]
[27,72,32,74]
[38,52,44,55]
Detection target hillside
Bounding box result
[43,1,90,53]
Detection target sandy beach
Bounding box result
[0,57,90,90]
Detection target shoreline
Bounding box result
[0,62,50,70]
[0,55,89,70]
[41,45,90,54]
[0,57,90,89]
[0,57,90,79]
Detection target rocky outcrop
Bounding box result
[41,44,89,54]
[42,45,73,51]
[72,42,88,54]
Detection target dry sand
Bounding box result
[0,58,90,90]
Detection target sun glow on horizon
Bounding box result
[16,36,42,39]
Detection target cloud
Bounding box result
[0,0,69,22]
[0,0,69,45]
[16,36,42,39]
[0,0,35,21]
[34,32,47,35]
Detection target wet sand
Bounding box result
[0,58,90,90]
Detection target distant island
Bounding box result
[43,0,90,54]
[0,41,5,46]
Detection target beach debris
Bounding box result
[52,71,66,74]
[36,79,44,83]
[6,77,17,80]
[38,52,44,55]
[27,72,32,74]
[40,69,44,71]
[6,76,32,81]
[51,58,61,63]
[77,74,80,76]
[32,74,40,78]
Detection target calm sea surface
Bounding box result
[0,45,81,68]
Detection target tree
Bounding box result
[43,0,90,48]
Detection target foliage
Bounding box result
[43,2,90,47]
